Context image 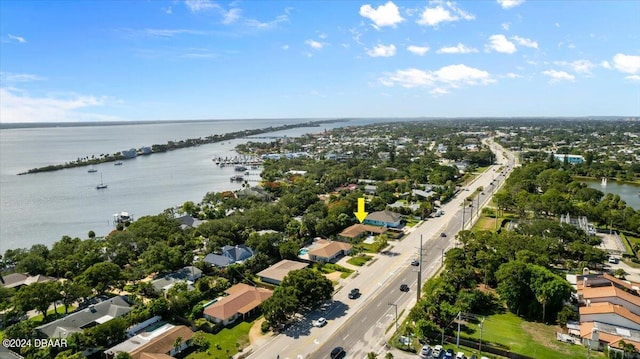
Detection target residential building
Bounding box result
[175,215,203,229]
[307,239,353,263]
[363,210,402,228]
[104,323,194,359]
[0,273,56,289]
[36,296,131,338]
[338,224,388,241]
[203,283,273,326]
[203,245,254,267]
[150,266,202,294]
[257,259,309,285]
[553,154,584,164]
[580,302,640,330]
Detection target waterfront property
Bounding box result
[257,259,309,285]
[363,210,402,228]
[36,296,131,338]
[203,283,273,326]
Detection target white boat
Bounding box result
[96,173,107,189]
[88,165,97,173]
[114,161,123,166]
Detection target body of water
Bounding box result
[1,118,384,252]
[583,179,640,210]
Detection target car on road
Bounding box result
[400,284,409,292]
[312,317,327,327]
[330,346,345,358]
[440,232,447,237]
[609,257,619,264]
[348,288,360,299]
[411,259,420,266]
[419,344,432,357]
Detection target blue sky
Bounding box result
[1,0,639,123]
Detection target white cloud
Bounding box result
[555,22,560,28]
[601,61,612,69]
[379,64,494,93]
[162,6,172,14]
[504,72,522,78]
[7,34,26,43]
[497,0,525,9]
[626,75,640,82]
[612,53,640,74]
[141,28,205,37]
[501,22,510,31]
[305,39,324,50]
[222,8,242,24]
[416,1,474,27]
[486,34,517,54]
[437,43,478,54]
[244,13,289,29]
[0,72,45,82]
[184,0,216,12]
[281,44,289,50]
[359,1,404,28]
[542,70,575,82]
[407,45,429,56]
[555,60,595,74]
[0,88,115,123]
[511,36,538,49]
[367,44,396,57]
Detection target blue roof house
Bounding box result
[363,210,402,228]
[203,245,254,267]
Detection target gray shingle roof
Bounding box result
[36,296,131,338]
[366,210,402,223]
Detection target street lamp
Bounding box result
[479,317,485,355]
[388,302,398,332]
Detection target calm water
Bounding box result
[584,179,640,210]
[1,119,375,252]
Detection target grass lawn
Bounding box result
[347,255,373,266]
[620,232,635,255]
[405,217,420,227]
[30,305,78,325]
[472,216,497,232]
[186,320,253,359]
[357,242,378,253]
[461,313,603,359]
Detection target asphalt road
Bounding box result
[247,138,516,359]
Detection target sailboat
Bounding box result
[96,173,108,189]
[88,165,97,173]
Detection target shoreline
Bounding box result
[17,119,343,175]
[573,175,640,186]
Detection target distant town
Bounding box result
[1,118,640,359]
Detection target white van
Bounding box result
[419,344,432,358]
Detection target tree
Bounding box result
[15,281,60,319]
[114,353,132,359]
[385,353,394,359]
[173,336,183,354]
[60,281,91,314]
[262,286,298,329]
[78,261,123,294]
[367,352,378,359]
[191,331,210,351]
[280,268,333,309]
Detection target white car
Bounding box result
[312,317,327,327]
[433,345,443,357]
[419,344,432,357]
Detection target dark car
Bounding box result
[400,284,409,292]
[411,259,420,266]
[440,232,447,237]
[348,288,360,299]
[330,346,345,358]
[445,348,454,358]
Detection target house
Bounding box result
[338,224,388,241]
[203,245,254,267]
[580,285,640,316]
[203,283,273,326]
[104,323,194,359]
[553,154,584,164]
[307,239,353,263]
[411,188,433,199]
[150,266,202,294]
[235,187,271,200]
[581,321,640,354]
[175,215,203,229]
[0,346,23,359]
[0,273,56,289]
[363,210,402,228]
[257,260,309,285]
[580,302,640,330]
[364,185,377,195]
[36,296,131,338]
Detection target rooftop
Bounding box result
[203,283,272,322]
[256,260,309,283]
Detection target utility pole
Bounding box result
[477,194,480,218]
[479,317,485,355]
[388,303,398,332]
[461,204,465,231]
[456,312,461,347]
[417,235,422,303]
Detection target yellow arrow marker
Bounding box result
[354,197,368,223]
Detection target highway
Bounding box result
[247,138,516,359]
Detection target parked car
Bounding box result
[400,284,409,292]
[411,259,420,266]
[445,348,454,358]
[456,352,466,359]
[330,346,345,358]
[609,257,619,264]
[432,345,443,357]
[348,288,360,299]
[312,317,327,327]
[440,232,447,237]
[419,344,432,357]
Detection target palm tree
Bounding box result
[385,353,394,359]
[367,352,378,359]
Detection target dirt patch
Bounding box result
[520,321,565,352]
[248,317,272,346]
[325,272,343,282]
